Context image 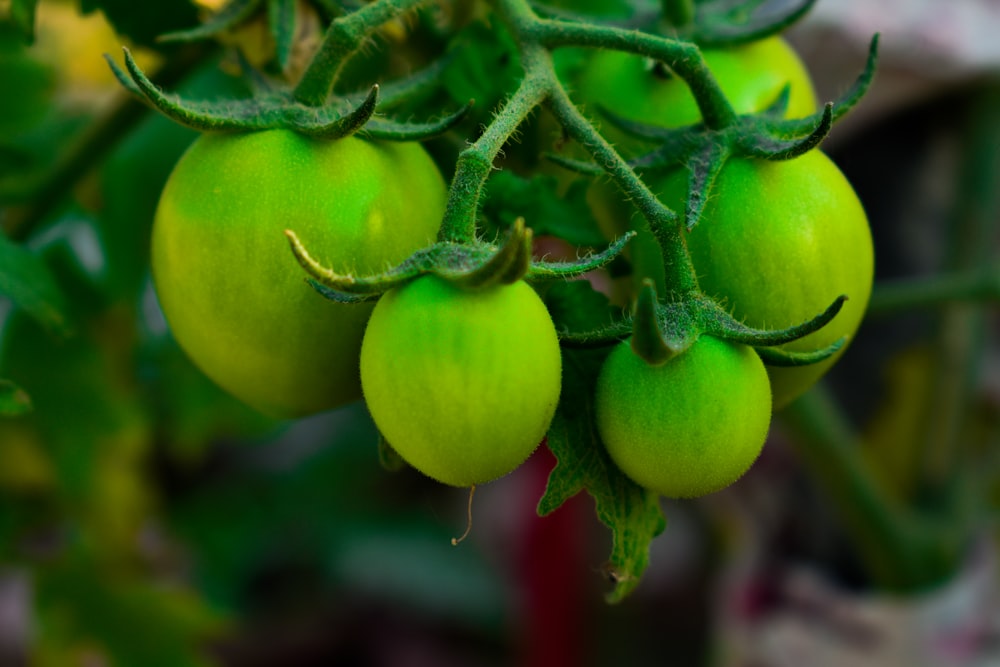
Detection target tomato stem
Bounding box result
[530,18,739,131]
[293,0,425,107]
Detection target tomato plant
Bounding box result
[152,129,447,418]
[595,335,772,498]
[654,150,874,408]
[359,275,562,487]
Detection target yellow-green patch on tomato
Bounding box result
[360,276,562,487]
[656,150,873,408]
[596,335,771,498]
[152,129,446,418]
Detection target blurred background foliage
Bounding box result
[0,0,998,666]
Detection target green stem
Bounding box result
[293,0,426,107]
[661,0,695,28]
[488,0,700,298]
[438,52,549,243]
[780,387,950,591]
[529,18,738,130]
[916,86,1000,498]
[867,270,1000,316]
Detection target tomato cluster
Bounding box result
[149,28,871,499]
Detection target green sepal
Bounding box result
[364,101,474,141]
[527,231,636,282]
[289,219,635,300]
[110,42,465,141]
[630,279,687,365]
[691,0,819,47]
[704,294,848,347]
[755,337,847,367]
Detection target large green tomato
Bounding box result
[654,150,874,408]
[360,276,562,487]
[595,335,771,498]
[152,129,446,418]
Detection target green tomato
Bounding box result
[595,335,771,498]
[360,276,562,487]
[152,129,446,418]
[654,150,874,408]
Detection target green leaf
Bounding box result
[539,346,666,603]
[482,171,609,247]
[5,0,38,43]
[442,21,521,126]
[542,279,619,333]
[0,234,73,338]
[0,378,31,416]
[35,560,226,667]
[79,0,200,48]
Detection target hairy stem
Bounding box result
[529,18,738,130]
[293,0,426,106]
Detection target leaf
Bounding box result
[539,346,666,603]
[79,0,200,48]
[0,378,31,416]
[442,21,521,125]
[543,279,618,334]
[0,234,73,338]
[482,171,609,248]
[6,0,39,42]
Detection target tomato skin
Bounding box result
[595,335,771,498]
[152,129,446,418]
[654,150,874,408]
[360,276,562,487]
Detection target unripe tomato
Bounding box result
[152,129,446,418]
[360,276,562,487]
[595,335,771,498]
[654,150,874,408]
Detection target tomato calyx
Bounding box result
[109,47,471,140]
[107,1,473,140]
[549,34,879,230]
[287,216,636,301]
[561,279,847,368]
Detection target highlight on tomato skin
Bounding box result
[595,335,772,499]
[359,275,563,487]
[151,129,447,419]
